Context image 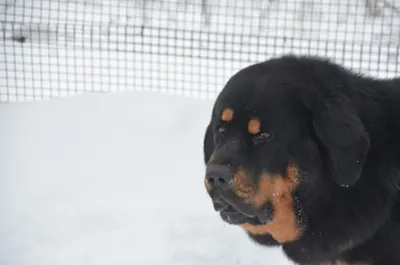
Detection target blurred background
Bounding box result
[0,1,399,265]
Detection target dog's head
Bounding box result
[203,56,370,244]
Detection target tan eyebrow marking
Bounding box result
[221,108,234,122]
[248,118,261,134]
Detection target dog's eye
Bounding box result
[253,132,272,145]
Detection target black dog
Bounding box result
[202,55,400,265]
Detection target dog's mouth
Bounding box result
[212,199,273,225]
[220,205,254,225]
[204,165,281,226]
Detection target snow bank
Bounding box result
[0,91,291,265]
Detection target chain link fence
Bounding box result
[1,0,399,103]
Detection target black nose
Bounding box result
[205,165,234,190]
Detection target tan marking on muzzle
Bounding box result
[221,108,234,122]
[248,118,261,134]
[231,168,256,200]
[235,165,302,243]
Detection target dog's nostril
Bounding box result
[206,176,215,183]
[218,177,226,184]
[205,166,234,190]
[206,176,225,183]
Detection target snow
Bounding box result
[0,91,291,265]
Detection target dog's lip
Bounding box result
[223,196,258,218]
[213,197,273,224]
[210,189,259,217]
[213,200,229,212]
[212,199,252,219]
[214,199,256,218]
[219,208,246,224]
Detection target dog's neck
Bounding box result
[353,76,400,169]
[353,76,400,134]
[287,76,400,263]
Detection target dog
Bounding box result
[202,55,400,265]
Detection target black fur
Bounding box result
[202,55,400,265]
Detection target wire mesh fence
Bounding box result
[1,0,399,103]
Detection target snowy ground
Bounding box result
[0,91,292,265]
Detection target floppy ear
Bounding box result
[313,98,370,187]
[203,124,215,164]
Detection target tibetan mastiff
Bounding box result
[202,55,400,265]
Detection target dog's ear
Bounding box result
[203,123,215,164]
[312,97,370,187]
